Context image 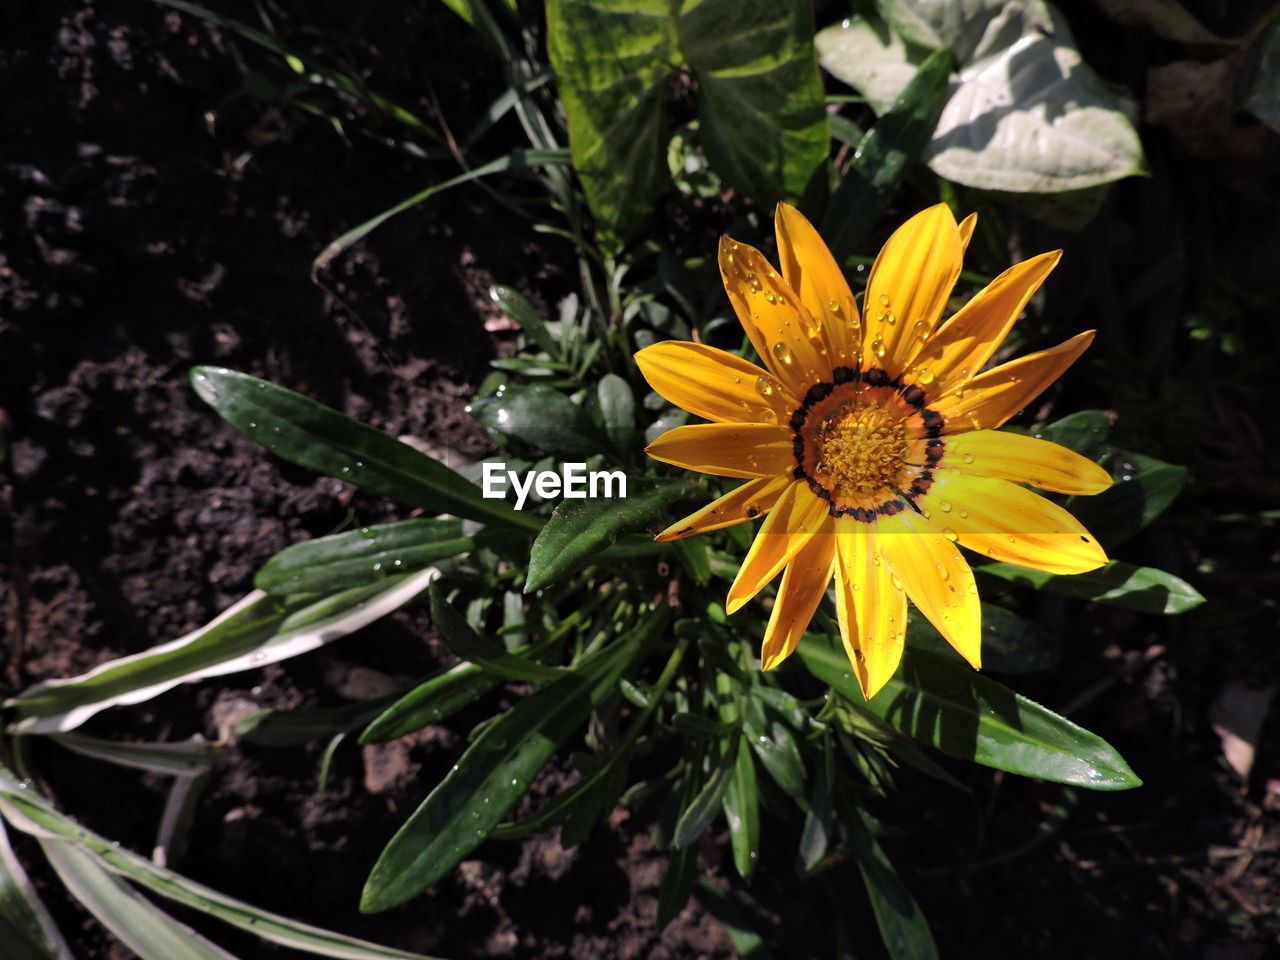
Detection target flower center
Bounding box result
[808,401,908,498]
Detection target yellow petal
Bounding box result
[655,476,791,541]
[761,530,836,670]
[774,203,860,368]
[877,509,982,669]
[646,423,795,479]
[833,518,907,700]
[957,212,977,253]
[932,330,1095,433]
[727,483,829,613]
[943,430,1113,495]
[910,251,1062,396]
[719,237,833,395]
[863,204,962,376]
[920,472,1109,575]
[635,341,797,425]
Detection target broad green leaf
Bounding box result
[469,385,606,460]
[815,15,925,114]
[846,807,938,960]
[799,637,1142,789]
[744,713,809,806]
[428,584,567,683]
[256,519,475,596]
[190,367,538,534]
[978,559,1204,614]
[360,622,653,912]
[1066,451,1187,546]
[1034,409,1112,462]
[820,49,952,262]
[0,768,438,960]
[41,841,239,960]
[6,571,439,734]
[358,662,502,744]
[547,0,828,243]
[673,736,740,848]
[925,4,1147,191]
[910,603,1060,673]
[0,817,71,960]
[525,478,699,591]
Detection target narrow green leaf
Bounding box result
[0,817,71,960]
[695,876,776,960]
[428,584,567,683]
[560,751,630,848]
[800,638,1141,789]
[597,374,640,456]
[190,367,538,534]
[0,767,439,960]
[256,519,475,596]
[743,713,809,807]
[673,736,740,849]
[525,478,699,592]
[51,734,220,777]
[312,149,569,274]
[672,713,736,740]
[469,385,606,459]
[236,697,398,747]
[358,662,501,744]
[977,560,1204,615]
[7,571,438,734]
[489,285,561,358]
[846,808,938,960]
[656,842,698,931]
[360,621,655,912]
[721,733,760,881]
[821,49,951,262]
[41,841,239,960]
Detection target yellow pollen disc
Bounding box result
[810,402,908,498]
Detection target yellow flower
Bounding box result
[635,204,1112,699]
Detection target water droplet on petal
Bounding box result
[939,499,952,513]
[942,527,958,541]
[755,375,775,397]
[828,300,840,313]
[878,294,889,307]
[962,453,974,464]
[936,562,949,581]
[772,342,793,365]
[871,338,886,358]
[916,368,934,385]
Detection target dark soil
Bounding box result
[2,2,1278,959]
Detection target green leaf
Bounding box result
[6,572,439,734]
[256,520,475,596]
[846,808,938,960]
[360,620,655,912]
[358,662,501,744]
[1066,451,1187,546]
[1034,410,1112,462]
[910,603,1061,673]
[977,560,1204,614]
[547,0,828,243]
[744,712,809,807]
[597,374,640,456]
[0,767,439,960]
[656,841,698,931]
[489,285,561,358]
[673,736,740,849]
[799,637,1142,789]
[820,49,952,262]
[816,14,925,115]
[525,478,699,592]
[51,734,221,777]
[469,385,606,459]
[190,367,538,534]
[0,817,71,960]
[720,733,760,881]
[428,584,567,683]
[695,876,776,960]
[236,698,398,747]
[41,841,239,960]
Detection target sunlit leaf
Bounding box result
[978,559,1204,614]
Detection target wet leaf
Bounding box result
[469,385,605,459]
[800,637,1142,789]
[978,559,1204,614]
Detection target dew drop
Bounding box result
[958,509,969,519]
[764,291,777,305]
[772,342,793,365]
[871,338,886,358]
[916,368,934,385]
[755,375,775,397]
[878,294,889,307]
[828,300,840,313]
[942,527,958,542]
[746,273,762,293]
[732,374,741,383]
[760,408,778,425]
[885,311,896,326]
[936,562,949,581]
[962,453,974,464]
[939,499,952,513]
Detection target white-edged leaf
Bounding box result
[0,816,73,960]
[41,840,240,960]
[6,568,440,734]
[0,767,441,960]
[51,734,220,776]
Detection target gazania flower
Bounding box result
[636,204,1112,699]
